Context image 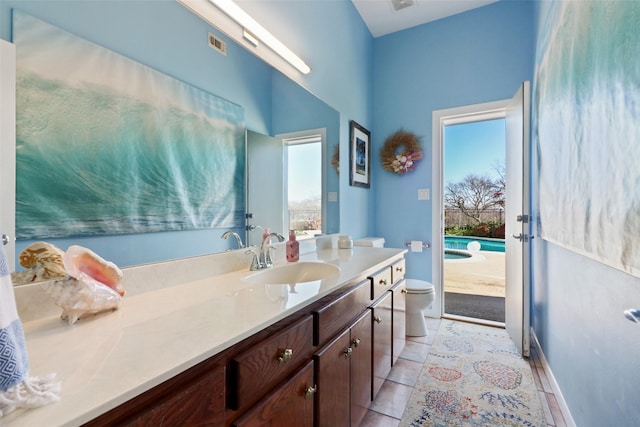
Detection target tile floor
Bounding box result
[361,317,568,427]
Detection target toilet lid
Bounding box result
[405,279,434,294]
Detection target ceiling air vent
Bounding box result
[208,32,227,56]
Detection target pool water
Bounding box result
[445,249,472,260]
[445,236,505,252]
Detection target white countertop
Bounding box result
[4,246,405,426]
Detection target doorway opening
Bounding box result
[284,133,323,240]
[443,118,506,324]
[431,100,510,326]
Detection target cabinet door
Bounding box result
[232,361,315,427]
[350,311,372,427]
[314,328,351,427]
[371,291,392,399]
[391,280,406,366]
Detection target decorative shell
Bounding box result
[40,277,121,325]
[39,245,125,325]
[12,242,67,285]
[63,245,125,297]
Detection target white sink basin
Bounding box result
[243,261,340,285]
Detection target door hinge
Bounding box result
[516,214,530,223]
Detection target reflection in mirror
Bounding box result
[7,5,340,281]
[246,129,329,247]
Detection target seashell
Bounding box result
[40,276,121,325]
[62,245,125,297]
[15,242,67,283]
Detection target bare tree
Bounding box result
[445,174,503,223]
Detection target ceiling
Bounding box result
[352,0,498,37]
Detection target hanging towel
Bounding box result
[0,239,60,417]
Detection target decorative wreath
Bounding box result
[381,130,423,175]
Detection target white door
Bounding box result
[246,130,285,247]
[505,81,531,357]
[0,40,16,271]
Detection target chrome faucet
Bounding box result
[258,232,285,269]
[221,230,244,250]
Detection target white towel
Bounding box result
[0,239,60,417]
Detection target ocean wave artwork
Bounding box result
[13,11,245,239]
[535,1,640,277]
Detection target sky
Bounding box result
[444,118,506,185]
[288,142,321,202]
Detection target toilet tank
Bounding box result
[353,237,385,248]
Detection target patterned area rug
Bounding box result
[400,320,546,427]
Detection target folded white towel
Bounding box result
[0,238,60,417]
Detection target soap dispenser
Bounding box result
[286,230,299,262]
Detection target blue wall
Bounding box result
[371,1,535,281]
[0,0,373,265]
[530,1,640,425]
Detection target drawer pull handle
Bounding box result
[374,316,383,324]
[401,289,407,294]
[277,348,293,363]
[304,385,317,399]
[378,278,388,285]
[343,347,353,358]
[395,266,403,272]
[352,338,361,348]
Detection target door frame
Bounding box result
[430,99,509,320]
[0,40,16,271]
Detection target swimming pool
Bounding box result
[444,249,472,260]
[445,236,505,252]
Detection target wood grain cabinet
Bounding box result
[231,361,315,427]
[369,266,393,301]
[230,315,314,411]
[371,291,393,399]
[391,280,407,366]
[315,310,372,427]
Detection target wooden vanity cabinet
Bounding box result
[315,310,372,427]
[370,291,393,399]
[231,361,315,427]
[369,266,393,301]
[83,361,226,427]
[391,258,406,283]
[229,315,314,411]
[391,280,407,366]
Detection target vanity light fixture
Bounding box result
[208,0,311,74]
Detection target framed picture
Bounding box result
[349,120,371,188]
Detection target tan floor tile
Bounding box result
[399,340,430,363]
[360,410,401,427]
[387,358,425,387]
[370,380,415,419]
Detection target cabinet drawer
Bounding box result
[232,361,315,427]
[391,258,406,284]
[370,266,393,301]
[118,365,225,427]
[314,279,370,346]
[231,315,314,410]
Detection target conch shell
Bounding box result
[11,242,67,285]
[62,245,125,297]
[40,245,125,325]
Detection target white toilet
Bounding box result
[404,279,435,337]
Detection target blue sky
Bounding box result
[288,142,321,202]
[444,118,505,185]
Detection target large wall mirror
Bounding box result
[2,3,340,278]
